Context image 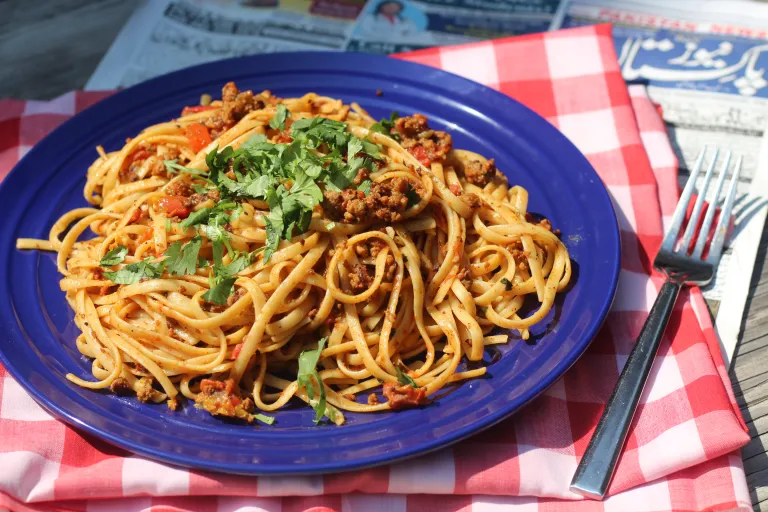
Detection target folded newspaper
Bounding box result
[558,0,768,364]
[86,0,768,365]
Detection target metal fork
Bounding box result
[569,147,742,500]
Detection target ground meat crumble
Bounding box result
[204,82,265,138]
[463,158,497,187]
[322,177,421,224]
[195,378,257,422]
[393,114,452,167]
[348,263,373,292]
[382,382,428,410]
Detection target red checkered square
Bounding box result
[453,440,520,495]
[494,35,551,83]
[497,80,558,120]
[552,74,614,115]
[19,114,71,147]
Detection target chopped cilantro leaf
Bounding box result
[202,276,236,306]
[100,245,128,266]
[192,183,209,195]
[297,337,335,423]
[216,251,252,278]
[164,160,211,179]
[254,413,275,425]
[357,179,372,196]
[269,104,290,131]
[370,111,400,141]
[501,277,513,291]
[406,186,421,208]
[165,236,202,276]
[165,218,171,232]
[103,258,165,284]
[396,366,418,388]
[181,208,213,229]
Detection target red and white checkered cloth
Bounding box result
[0,24,753,511]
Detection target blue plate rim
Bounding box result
[0,51,621,475]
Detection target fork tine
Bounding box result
[708,155,742,263]
[692,151,731,258]
[661,147,709,252]
[680,148,719,253]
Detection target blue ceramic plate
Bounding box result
[0,52,620,475]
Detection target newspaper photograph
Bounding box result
[560,0,768,364]
[346,0,567,54]
[87,0,364,90]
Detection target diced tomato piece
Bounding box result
[185,123,213,153]
[273,132,293,144]
[138,228,153,244]
[410,145,431,167]
[128,208,142,224]
[158,196,190,219]
[449,183,462,195]
[231,343,244,361]
[181,105,217,116]
[129,149,151,164]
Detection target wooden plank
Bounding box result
[732,223,768,511]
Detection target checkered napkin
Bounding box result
[0,24,753,512]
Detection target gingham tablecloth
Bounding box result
[0,24,753,512]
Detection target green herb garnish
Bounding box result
[269,104,290,131]
[357,179,372,196]
[202,276,237,306]
[165,236,202,276]
[396,366,418,388]
[370,111,400,141]
[100,245,128,266]
[103,258,165,284]
[501,277,513,291]
[297,337,335,423]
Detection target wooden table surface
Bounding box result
[2,0,768,509]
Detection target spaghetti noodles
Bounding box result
[17,83,571,425]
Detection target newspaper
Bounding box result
[87,0,364,89]
[87,0,569,89]
[559,0,768,365]
[346,0,568,54]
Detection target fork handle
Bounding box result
[570,280,682,500]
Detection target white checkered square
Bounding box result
[605,478,673,512]
[638,419,706,480]
[606,185,638,233]
[642,355,685,403]
[557,108,619,155]
[471,495,540,511]
[516,446,580,498]
[0,451,59,501]
[641,132,677,170]
[389,448,455,494]
[257,474,323,496]
[545,36,604,79]
[1,376,53,421]
[439,45,500,87]
[22,92,76,116]
[122,457,189,496]
[342,494,406,512]
[215,497,282,512]
[612,270,657,313]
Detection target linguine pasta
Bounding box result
[17,83,571,425]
